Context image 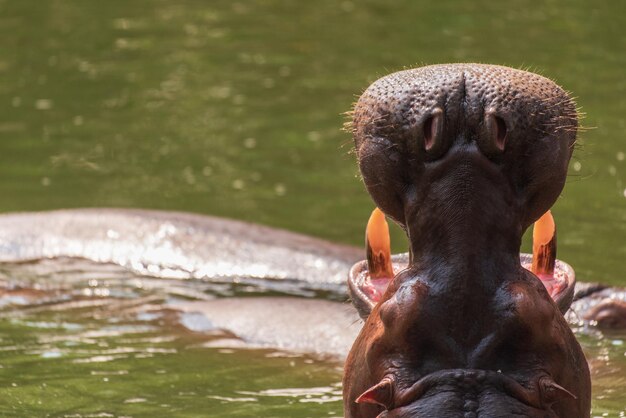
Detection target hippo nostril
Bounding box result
[482,110,507,156]
[494,116,507,149]
[423,116,434,150]
[423,108,443,152]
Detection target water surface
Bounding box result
[0,0,624,416]
[0,259,624,417]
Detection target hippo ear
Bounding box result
[356,377,395,410]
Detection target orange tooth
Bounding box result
[531,210,557,277]
[366,208,394,279]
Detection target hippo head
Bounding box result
[343,64,590,417]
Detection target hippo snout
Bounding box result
[352,64,576,229]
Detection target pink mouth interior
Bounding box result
[358,262,568,305]
[358,263,405,303]
[521,262,568,301]
[362,277,393,301]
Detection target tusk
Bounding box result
[366,208,394,279]
[531,210,557,277]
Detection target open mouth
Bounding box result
[349,208,576,317]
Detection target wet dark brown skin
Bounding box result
[344,64,591,417]
[572,283,626,329]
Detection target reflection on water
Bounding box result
[0,258,624,416]
[579,330,626,416]
[0,259,346,417]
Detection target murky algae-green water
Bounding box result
[0,260,624,417]
[0,0,624,416]
[0,261,348,417]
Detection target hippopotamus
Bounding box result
[343,64,591,417]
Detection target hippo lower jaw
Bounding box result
[366,369,574,418]
[348,252,576,320]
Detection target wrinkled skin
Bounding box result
[344,64,591,417]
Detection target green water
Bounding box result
[0,260,623,417]
[0,0,624,416]
[0,314,344,417]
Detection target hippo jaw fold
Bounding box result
[343,64,590,418]
[356,369,576,418]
